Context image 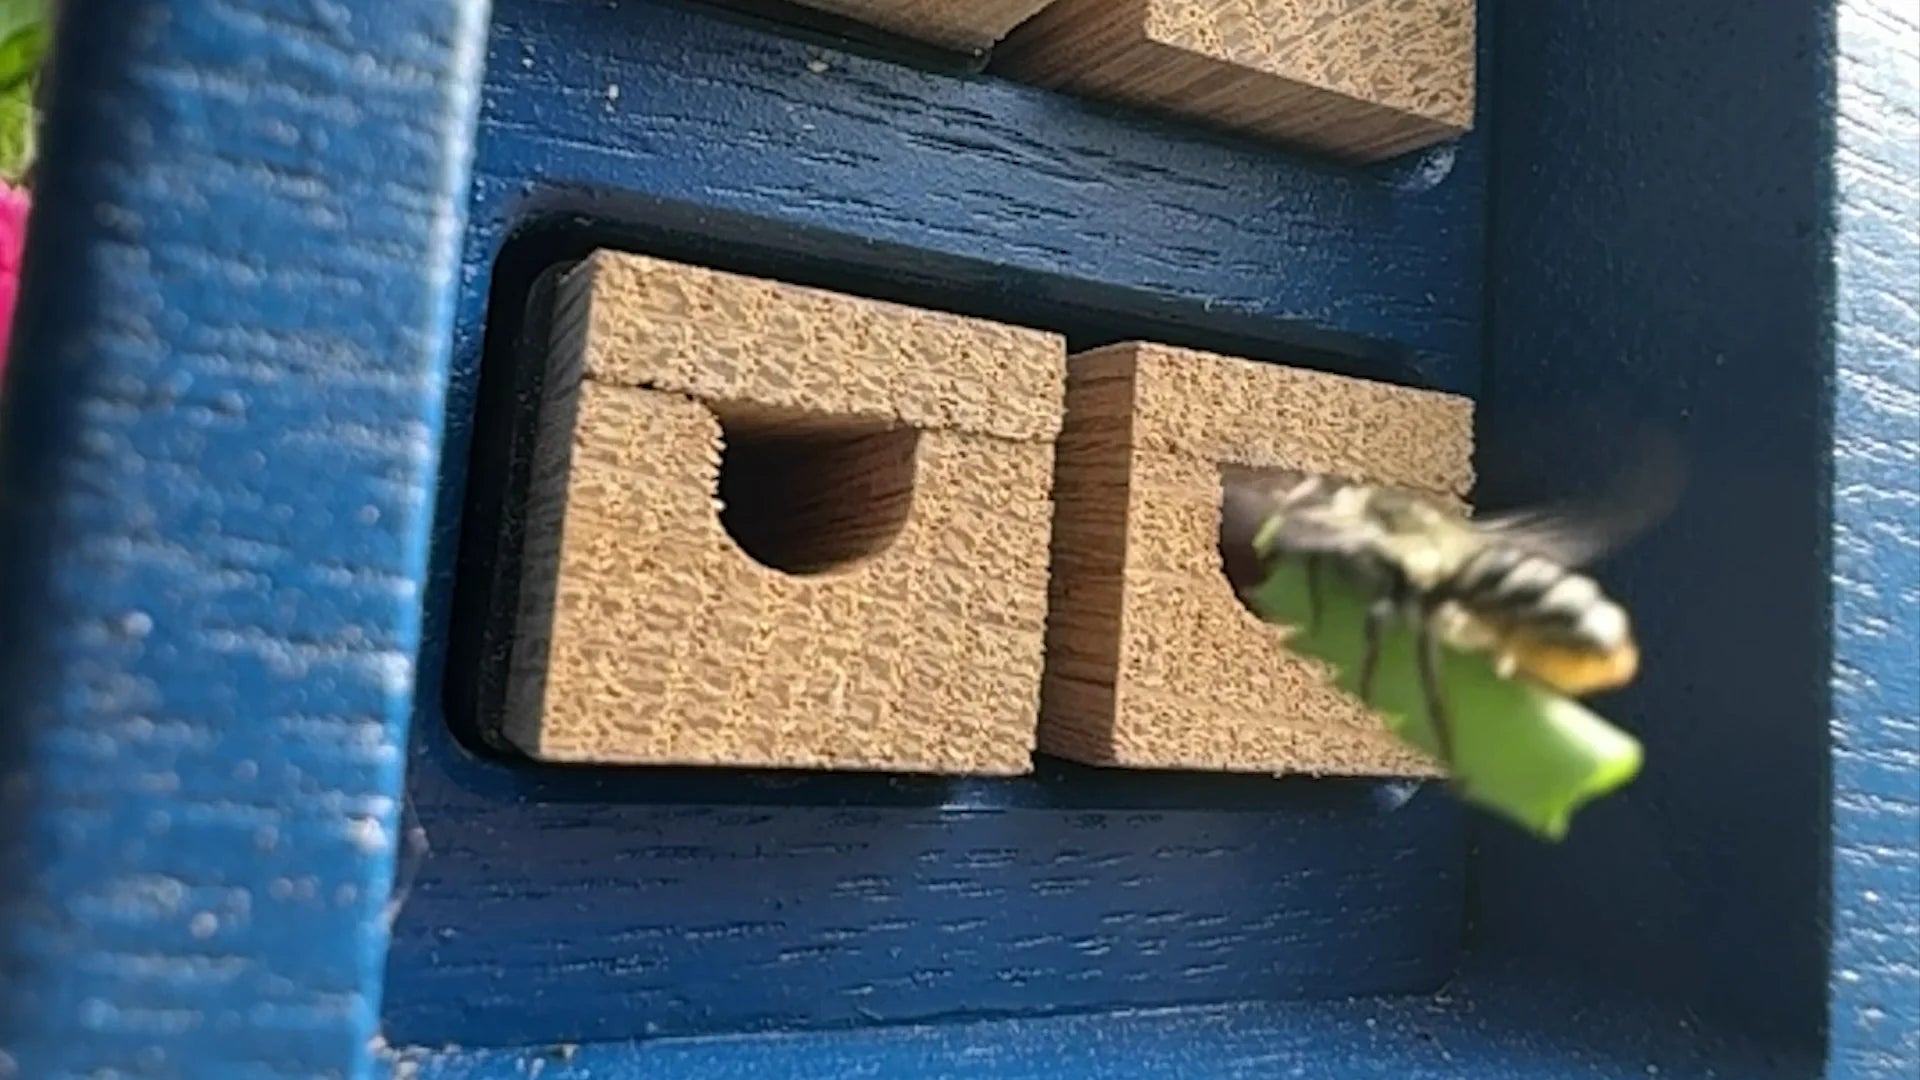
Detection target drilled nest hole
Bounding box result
[712,402,920,576]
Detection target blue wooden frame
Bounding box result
[2,1,1914,1079]
[380,0,1485,1048]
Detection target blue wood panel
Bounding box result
[1469,1,1915,1076]
[395,973,1807,1080]
[384,793,1463,1044]
[1824,4,1920,1076]
[0,0,491,1077]
[381,0,1490,1048]
[3,0,1907,1074]
[455,0,1487,390]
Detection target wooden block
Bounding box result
[1040,341,1472,775]
[990,0,1476,163]
[506,251,1067,774]
[786,0,1061,53]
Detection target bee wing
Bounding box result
[1471,427,1688,567]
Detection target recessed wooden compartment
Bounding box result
[990,0,1476,163]
[503,250,1067,774]
[1041,341,1472,775]
[784,0,1061,53]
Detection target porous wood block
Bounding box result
[991,0,1476,163]
[506,251,1066,774]
[788,0,1060,53]
[1041,342,1472,775]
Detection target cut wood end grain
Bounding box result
[992,0,1476,163]
[504,250,1067,776]
[1039,341,1472,776]
[788,0,1062,53]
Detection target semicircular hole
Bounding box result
[1219,463,1289,620]
[712,403,920,576]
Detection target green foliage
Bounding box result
[0,82,32,183]
[0,0,43,184]
[1240,555,1644,841]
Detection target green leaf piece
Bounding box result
[0,77,31,185]
[0,22,46,92]
[0,0,39,185]
[1239,554,1644,841]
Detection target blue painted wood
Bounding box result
[383,792,1463,1045]
[380,0,1490,1048]
[454,0,1487,391]
[1824,5,1920,1077]
[0,0,491,1077]
[393,976,1806,1080]
[3,0,1910,1074]
[1469,1,1917,1077]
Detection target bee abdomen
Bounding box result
[1452,546,1627,650]
[1453,545,1563,608]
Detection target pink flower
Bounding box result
[0,181,29,383]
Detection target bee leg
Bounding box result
[1356,596,1395,704]
[1414,618,1457,772]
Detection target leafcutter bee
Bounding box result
[1219,434,1684,770]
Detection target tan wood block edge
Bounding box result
[991,0,1476,163]
[789,0,1061,53]
[505,251,1067,775]
[1040,341,1472,775]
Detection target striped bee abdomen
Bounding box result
[1448,544,1628,653]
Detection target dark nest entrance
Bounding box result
[712,403,920,576]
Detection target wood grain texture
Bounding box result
[991,0,1475,163]
[382,793,1463,1046]
[786,0,1058,52]
[395,974,1807,1080]
[4,0,1899,1074]
[1826,3,1920,1076]
[506,252,1064,773]
[0,0,489,1076]
[1041,343,1470,773]
[458,0,1486,390]
[388,0,1482,1046]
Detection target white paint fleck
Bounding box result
[119,611,154,638]
[347,815,388,854]
[189,912,218,939]
[606,83,620,103]
[369,651,414,694]
[807,58,830,74]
